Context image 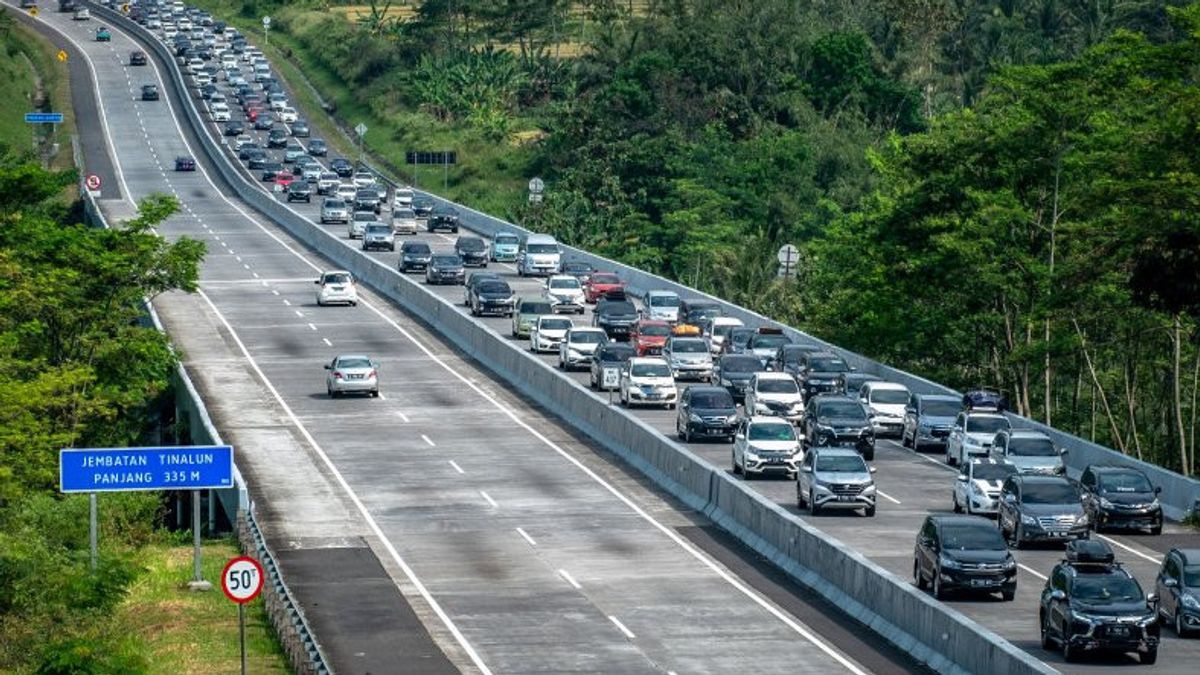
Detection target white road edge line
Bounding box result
[479,490,499,509]
[448,459,464,474]
[1018,563,1048,581]
[608,615,636,640]
[516,527,537,547]
[558,568,582,590]
[877,490,902,505]
[1096,534,1162,565]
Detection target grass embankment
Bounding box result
[0,11,78,170]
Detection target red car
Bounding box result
[630,319,672,356]
[274,171,295,188]
[246,105,265,122]
[583,272,626,303]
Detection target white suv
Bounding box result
[558,327,608,371]
[543,274,585,314]
[858,381,910,437]
[946,411,1010,466]
[744,372,804,423]
[530,315,573,353]
[618,357,677,408]
[733,416,802,480]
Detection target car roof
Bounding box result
[1008,429,1052,439]
[569,326,607,334]
[686,385,731,396]
[646,290,678,297]
[748,415,793,425]
[965,411,1007,418]
[710,317,744,326]
[1085,464,1146,475]
[755,372,795,381]
[334,354,371,362]
[809,446,861,458]
[628,357,668,365]
[636,318,670,326]
[928,514,993,528]
[968,457,1008,466]
[918,394,961,402]
[1013,474,1071,485]
[864,381,907,391]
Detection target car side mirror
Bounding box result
[1147,592,1159,605]
[735,433,745,440]
[1154,486,1162,494]
[1060,448,1068,455]
[323,364,331,370]
[849,366,857,371]
[1164,578,1178,588]
[801,466,811,473]
[1050,590,1066,602]
[956,475,967,482]
[868,466,877,474]
[314,279,321,284]
[1003,494,1015,503]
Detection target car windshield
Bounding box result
[1021,482,1079,504]
[458,239,485,251]
[323,273,351,284]
[598,346,635,362]
[749,423,796,442]
[541,318,572,331]
[722,356,762,373]
[1184,566,1200,588]
[673,340,708,353]
[752,335,789,349]
[336,357,371,369]
[712,324,738,338]
[549,278,580,290]
[571,331,606,344]
[353,213,374,222]
[1098,472,1153,493]
[650,294,680,307]
[601,301,637,314]
[394,209,416,220]
[431,255,460,266]
[631,363,671,378]
[691,392,734,409]
[1070,575,1143,604]
[815,454,866,472]
[479,283,510,295]
[973,463,1017,481]
[870,389,909,404]
[924,400,961,416]
[520,302,553,315]
[639,324,671,337]
[730,329,757,346]
[810,357,849,372]
[1009,438,1057,457]
[689,307,722,321]
[941,525,1007,551]
[819,401,867,419]
[404,244,431,254]
[527,243,558,254]
[495,235,519,245]
[591,273,620,285]
[758,379,798,394]
[365,225,390,235]
[967,416,1009,434]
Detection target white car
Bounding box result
[744,372,804,422]
[278,107,299,124]
[558,327,609,371]
[618,357,677,408]
[394,187,414,208]
[209,102,230,122]
[391,208,419,235]
[946,411,1011,466]
[268,93,288,110]
[530,315,573,353]
[348,211,377,240]
[543,275,585,314]
[233,135,255,151]
[73,8,90,20]
[733,416,802,480]
[195,72,213,87]
[952,458,1017,515]
[353,172,377,189]
[857,381,910,437]
[325,354,378,398]
[315,270,357,306]
[644,290,681,323]
[336,183,357,202]
[706,316,745,355]
[317,172,341,196]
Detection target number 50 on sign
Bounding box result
[221,556,264,604]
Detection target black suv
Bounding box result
[678,299,722,329]
[997,474,1089,548]
[713,354,764,402]
[411,196,435,219]
[330,158,354,178]
[796,351,852,401]
[1040,540,1159,664]
[427,205,460,233]
[593,296,639,340]
[801,395,875,460]
[141,84,159,101]
[469,279,515,317]
[454,236,488,267]
[589,342,636,390]
[675,385,738,443]
[1154,547,1200,637]
[913,514,1016,601]
[354,188,381,214]
[286,181,312,203]
[771,344,821,379]
[267,129,288,148]
[1079,465,1163,535]
[130,50,147,66]
[398,241,432,273]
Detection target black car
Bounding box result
[801,395,875,460]
[454,236,488,267]
[963,388,1009,412]
[425,254,465,285]
[463,272,501,307]
[997,474,1090,548]
[286,181,312,203]
[330,158,354,178]
[291,119,310,137]
[713,354,765,402]
[174,156,196,172]
[398,241,432,273]
[1154,547,1200,637]
[245,151,269,170]
[308,139,327,156]
[675,385,738,443]
[679,300,723,329]
[223,120,244,136]
[428,206,460,233]
[141,84,159,101]
[200,83,219,100]
[837,371,883,396]
[259,163,283,181]
[589,296,638,340]
[254,116,275,131]
[561,260,595,283]
[129,50,147,66]
[354,189,381,214]
[589,343,636,390]
[796,351,853,401]
[1079,465,1162,535]
[469,280,515,317]
[724,327,757,355]
[266,129,288,148]
[1040,540,1159,664]
[913,514,1016,600]
[771,344,822,379]
[411,197,434,219]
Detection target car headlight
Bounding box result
[1077,513,1089,526]
[1004,557,1017,570]
[1149,498,1161,509]
[689,413,703,423]
[744,451,759,462]
[1099,497,1113,509]
[939,555,963,570]
[1182,594,1200,610]
[1020,513,1037,525]
[861,484,876,495]
[970,482,984,495]
[568,349,583,358]
[813,482,832,495]
[1070,610,1101,625]
[725,414,739,424]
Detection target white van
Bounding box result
[517,234,562,277]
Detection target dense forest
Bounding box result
[217,0,1198,475]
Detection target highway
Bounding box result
[18,3,931,674]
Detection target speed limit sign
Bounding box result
[221,556,264,604]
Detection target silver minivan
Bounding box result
[516,233,562,277]
[991,429,1066,475]
[796,447,878,516]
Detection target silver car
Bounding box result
[348,211,377,240]
[325,355,379,398]
[796,447,878,516]
[320,198,348,224]
[391,208,418,235]
[992,429,1066,475]
[362,223,395,251]
[663,336,714,381]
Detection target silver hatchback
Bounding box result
[325,355,379,398]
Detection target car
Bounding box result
[130,50,148,66]
[542,275,585,314]
[96,27,111,41]
[427,205,460,233]
[330,158,354,178]
[1040,540,1159,663]
[992,429,1066,475]
[679,299,723,330]
[801,395,876,460]
[348,211,378,240]
[398,241,432,273]
[914,514,1016,601]
[267,92,287,110]
[1079,465,1162,535]
[362,223,395,252]
[266,129,288,148]
[945,411,1010,466]
[491,231,521,262]
[700,317,742,356]
[998,474,1089,547]
[425,254,465,285]
[663,336,713,382]
[298,162,323,183]
[394,187,414,208]
[582,272,625,303]
[201,83,219,100]
[617,357,676,407]
[733,416,801,479]
[454,236,489,267]
[530,315,573,353]
[511,297,554,338]
[278,107,299,123]
[245,151,269,169]
[560,260,595,283]
[352,171,377,189]
[902,393,962,452]
[308,139,327,156]
[73,7,89,19]
[253,115,274,131]
[324,354,378,398]
[1155,547,1200,637]
[317,172,341,196]
[642,290,681,323]
[469,279,515,317]
[411,196,434,219]
[629,319,671,356]
[795,351,852,401]
[713,353,765,402]
[517,234,562,277]
[744,372,805,423]
[336,182,357,202]
[174,156,196,171]
[554,326,604,367]
[589,342,636,390]
[592,294,639,340]
[223,120,245,136]
[463,272,501,306]
[259,163,285,182]
[234,136,255,152]
[354,188,381,214]
[320,198,349,224]
[285,181,311,202]
[857,381,910,438]
[963,388,1009,412]
[797,447,877,515]
[675,385,738,442]
[724,327,757,355]
[283,144,306,163]
[314,270,357,307]
[291,120,311,137]
[952,458,1018,516]
[274,171,296,190]
[391,208,418,235]
[141,84,159,101]
[747,327,793,367]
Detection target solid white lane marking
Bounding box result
[1097,534,1162,564]
[396,411,410,423]
[1019,564,1048,581]
[421,434,436,447]
[448,459,464,474]
[559,568,582,589]
[608,615,636,640]
[479,491,498,509]
[516,527,537,547]
[877,490,902,505]
[376,391,386,400]
[322,338,332,347]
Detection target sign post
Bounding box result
[776,244,800,279]
[528,176,544,204]
[89,493,98,571]
[355,122,368,164]
[262,15,270,46]
[222,556,265,675]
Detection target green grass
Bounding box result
[0,15,78,170]
[120,538,290,674]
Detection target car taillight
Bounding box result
[368,370,377,379]
[333,371,343,379]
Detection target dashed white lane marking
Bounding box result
[271,290,280,295]
[421,434,436,447]
[235,255,242,262]
[516,527,537,547]
[307,322,317,331]
[1019,564,1048,580]
[479,491,499,509]
[242,264,250,270]
[294,310,304,318]
[559,569,582,590]
[608,615,636,640]
[448,460,464,474]
[877,490,902,505]
[251,272,259,279]
[395,411,410,423]
[322,338,332,347]
[282,299,291,306]
[1097,534,1162,564]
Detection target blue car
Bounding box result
[491,231,520,262]
[902,393,962,452]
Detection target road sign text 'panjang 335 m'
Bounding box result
[59,446,234,493]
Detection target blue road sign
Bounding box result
[25,112,65,124]
[60,446,234,493]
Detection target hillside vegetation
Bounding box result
[208,0,1198,476]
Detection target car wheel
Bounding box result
[1061,624,1078,662]
[1013,523,1025,550]
[1151,522,1162,536]
[952,492,963,514]
[682,425,692,443]
[809,490,820,515]
[371,390,379,398]
[865,504,876,517]
[946,447,956,466]
[1141,648,1157,665]
[1040,613,1054,649]
[862,447,875,461]
[1177,610,1189,637]
[744,468,754,481]
[902,429,913,448]
[731,452,740,474]
[1002,586,1015,602]
[914,560,927,590]
[932,570,945,599]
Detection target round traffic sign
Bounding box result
[528,177,545,194]
[221,556,265,604]
[85,174,102,191]
[262,15,271,26]
[776,244,799,265]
